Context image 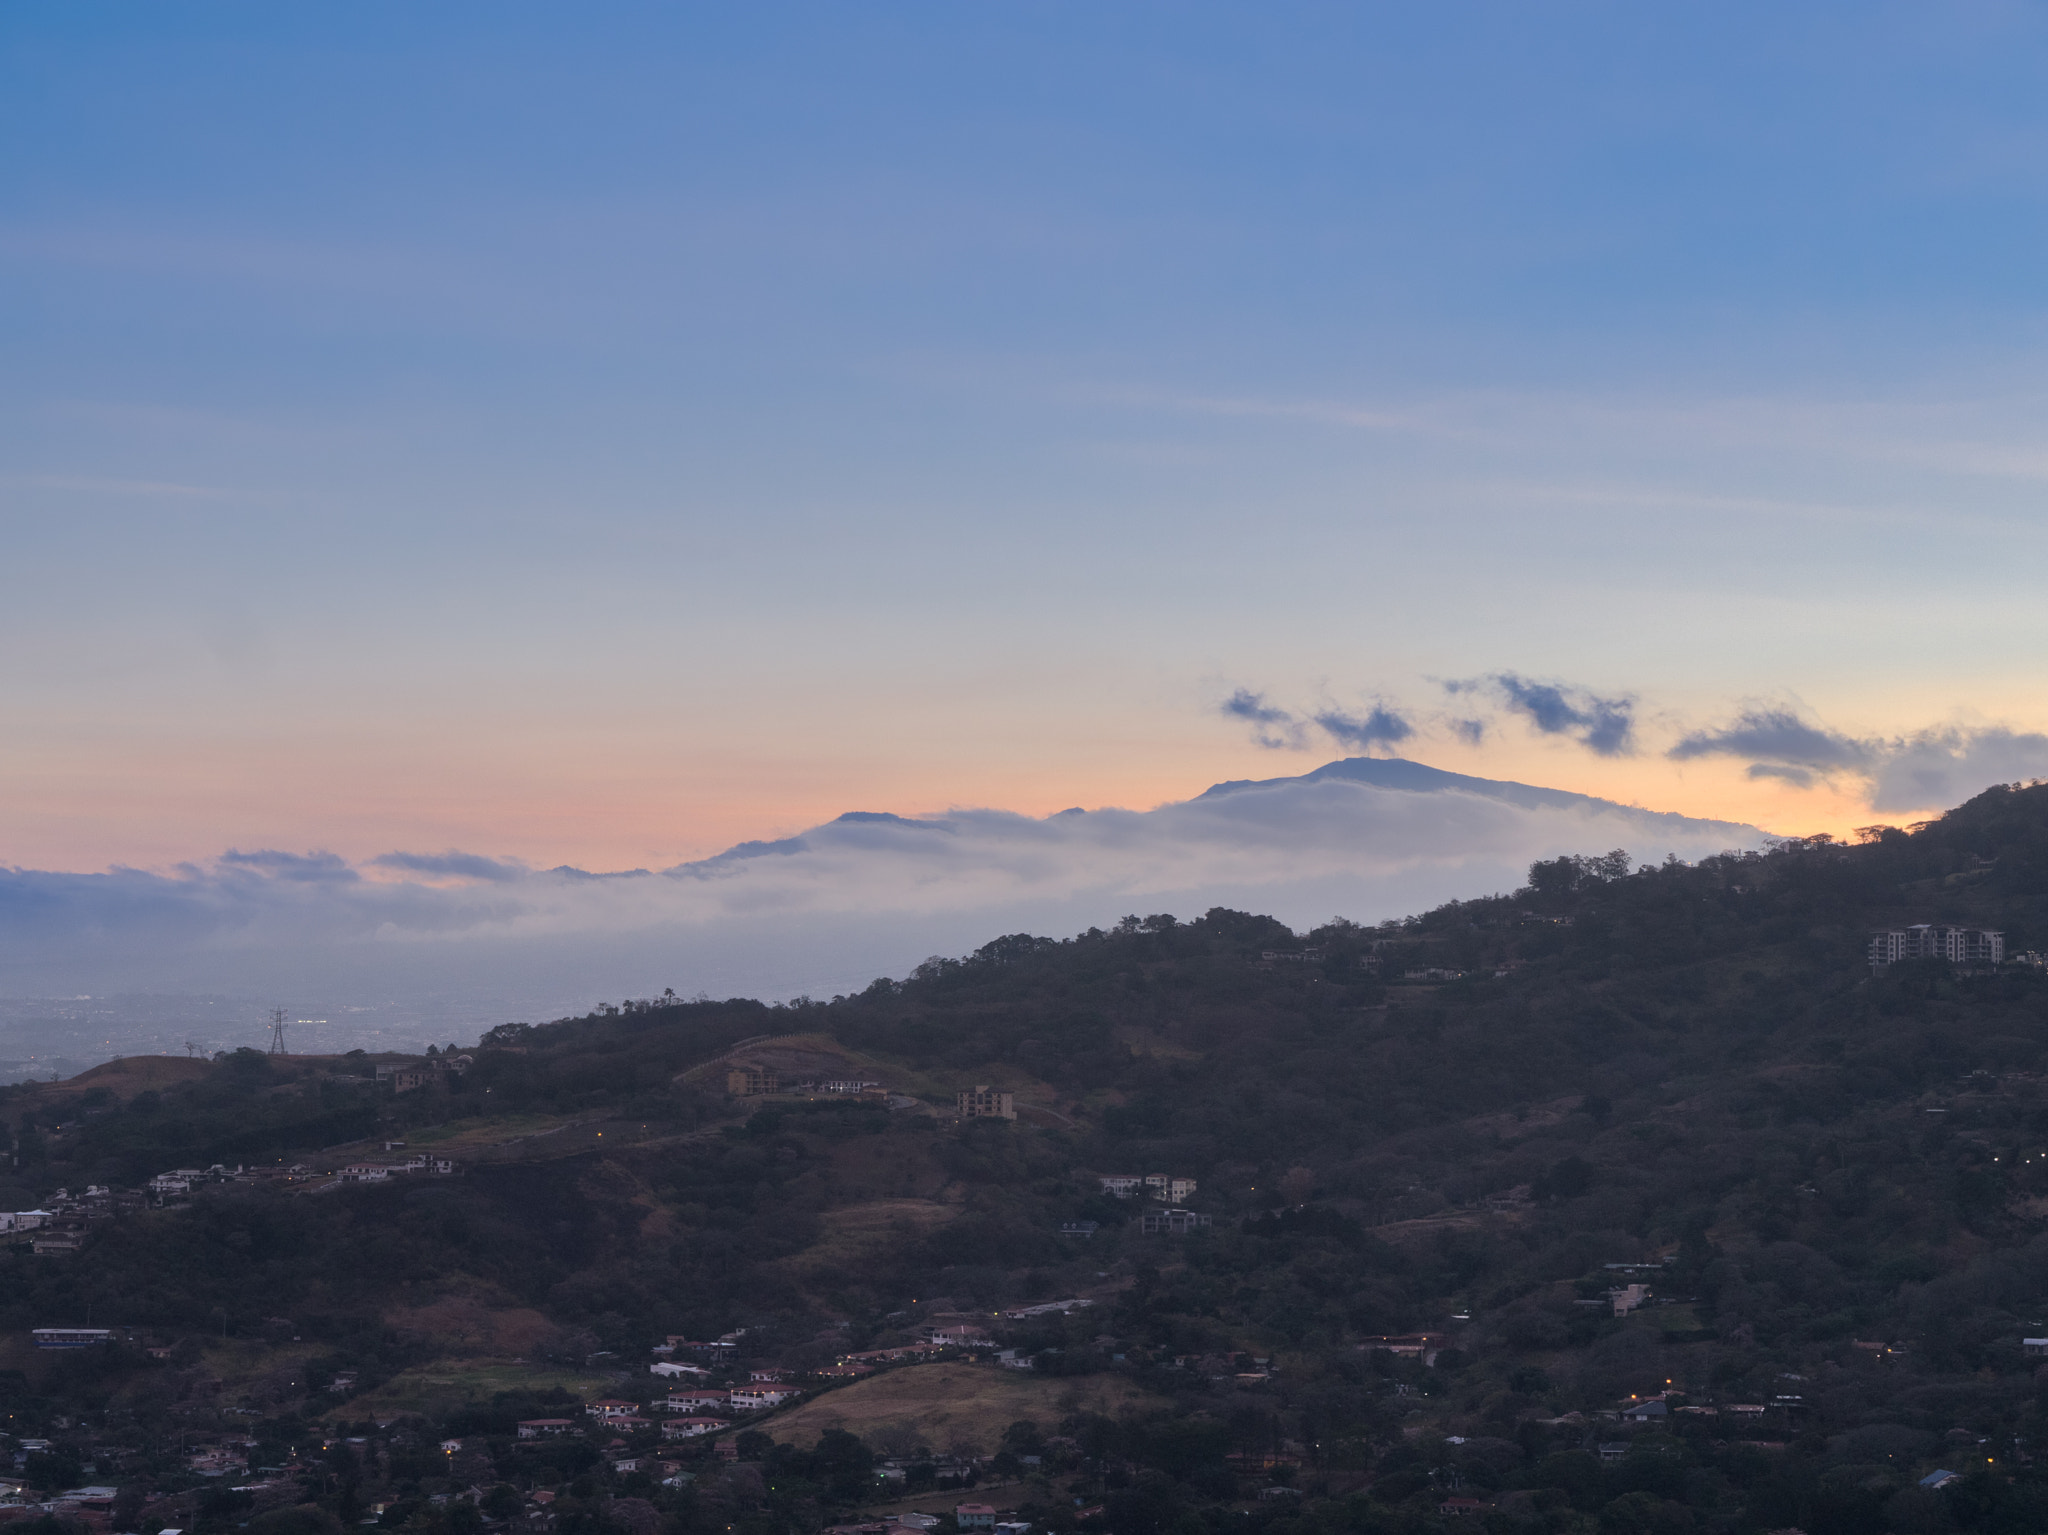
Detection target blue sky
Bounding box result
[9,2,2048,884]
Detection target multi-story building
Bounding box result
[726,1065,779,1096]
[1141,1209,1213,1235]
[1868,925,2005,969]
[956,1085,1015,1120]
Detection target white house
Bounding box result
[661,1417,725,1440]
[662,1390,729,1413]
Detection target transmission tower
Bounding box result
[268,1008,289,1056]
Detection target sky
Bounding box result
[8,4,2048,1025]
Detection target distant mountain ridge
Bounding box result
[683,755,1766,871]
[1197,754,1766,836]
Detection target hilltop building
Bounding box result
[726,1065,779,1096]
[957,1085,1015,1119]
[1868,925,2004,969]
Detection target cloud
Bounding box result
[1463,674,1636,756]
[1746,763,1819,788]
[217,849,359,883]
[1666,708,2048,811]
[1669,708,1872,772]
[1869,727,2048,812]
[1224,688,1413,755]
[1221,688,1307,749]
[1311,705,1413,753]
[372,850,529,882]
[0,774,1765,1020]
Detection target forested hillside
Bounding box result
[9,782,2048,1535]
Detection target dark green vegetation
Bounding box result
[12,783,2048,1535]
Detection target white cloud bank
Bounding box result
[0,759,1765,1033]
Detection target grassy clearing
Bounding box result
[405,1113,570,1149]
[760,1362,1166,1453]
[327,1359,621,1421]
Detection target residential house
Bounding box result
[749,1368,791,1383]
[1438,1499,1486,1517]
[661,1418,726,1441]
[1610,1284,1651,1317]
[1058,1221,1098,1239]
[1140,1209,1211,1235]
[954,1505,997,1530]
[1598,1444,1630,1464]
[1922,1471,1962,1490]
[1144,1175,1196,1204]
[1002,1298,1095,1318]
[517,1420,577,1439]
[957,1086,1015,1120]
[337,1165,391,1184]
[842,1345,940,1364]
[586,1401,642,1422]
[2026,1339,2048,1356]
[1098,1175,1144,1198]
[661,1390,730,1413]
[729,1387,795,1411]
[1620,1400,1668,1424]
[923,1324,992,1348]
[1357,1334,1446,1365]
[376,1063,438,1093]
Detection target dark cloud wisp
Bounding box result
[1480,674,1636,757]
[1221,688,1307,750]
[1223,690,1413,755]
[1313,706,1413,751]
[1668,709,1872,773]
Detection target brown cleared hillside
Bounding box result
[761,1362,1166,1452]
[43,1055,217,1098]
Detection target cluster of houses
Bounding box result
[1098,1174,1196,1204]
[516,1373,803,1444]
[3,1185,144,1256]
[336,1150,459,1184]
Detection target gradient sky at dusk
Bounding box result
[11,2,2048,886]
